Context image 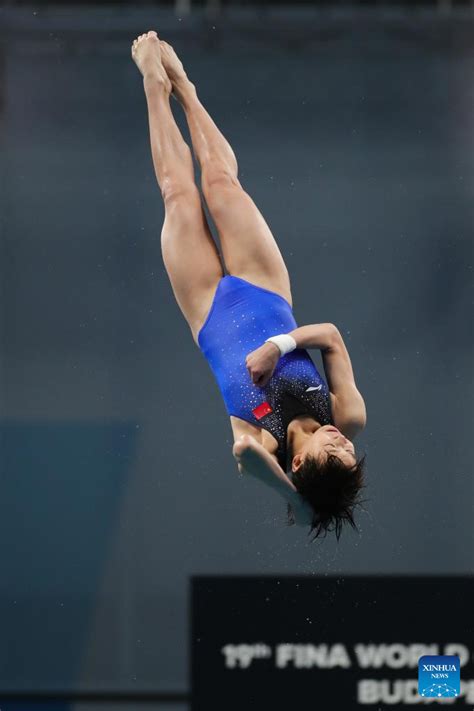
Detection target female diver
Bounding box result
[131,31,367,540]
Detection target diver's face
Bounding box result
[300,425,356,468]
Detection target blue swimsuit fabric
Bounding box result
[198,275,334,471]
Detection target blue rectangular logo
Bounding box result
[418,655,460,698]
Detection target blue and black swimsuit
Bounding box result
[198,275,334,471]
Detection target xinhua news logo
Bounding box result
[418,655,460,698]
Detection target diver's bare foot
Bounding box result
[159,40,194,103]
[131,31,171,92]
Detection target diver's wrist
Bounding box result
[264,333,297,357]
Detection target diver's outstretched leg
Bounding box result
[132,31,224,343]
[160,41,293,307]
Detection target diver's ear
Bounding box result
[291,453,303,472]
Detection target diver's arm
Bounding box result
[287,322,339,351]
[288,323,367,435]
[233,435,296,497]
[246,323,338,388]
[287,322,359,395]
[329,388,367,438]
[320,329,367,434]
[232,436,313,527]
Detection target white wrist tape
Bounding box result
[265,333,297,357]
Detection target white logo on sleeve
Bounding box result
[306,385,322,392]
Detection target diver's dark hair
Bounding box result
[287,452,367,542]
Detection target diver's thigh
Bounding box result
[161,188,225,339]
[204,182,292,306]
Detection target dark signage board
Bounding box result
[191,576,474,710]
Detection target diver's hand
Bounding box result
[233,434,260,474]
[245,342,280,387]
[233,436,314,530]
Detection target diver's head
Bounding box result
[289,425,366,540]
[293,425,357,469]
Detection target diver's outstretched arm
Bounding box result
[233,436,313,527]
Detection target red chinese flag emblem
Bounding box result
[252,401,273,420]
